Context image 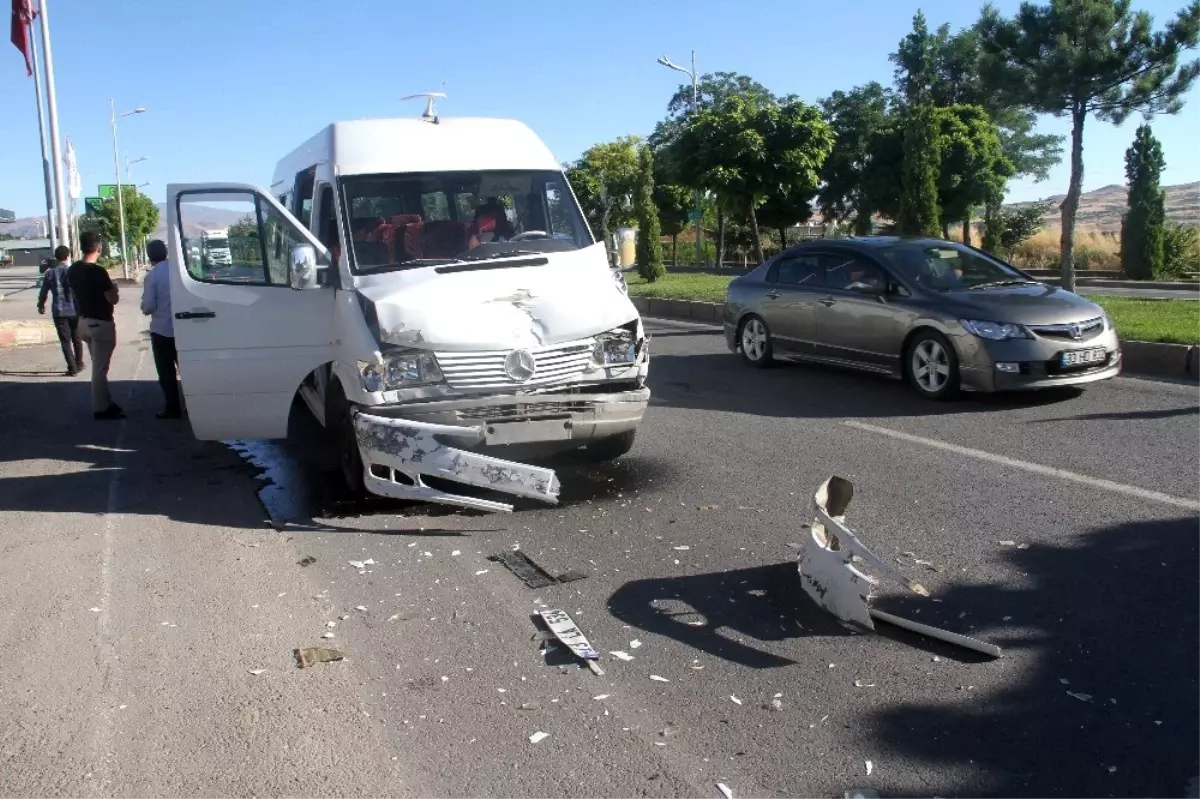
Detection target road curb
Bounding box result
[0,320,57,348]
[634,296,1200,382]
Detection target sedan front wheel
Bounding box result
[907,331,960,400]
[739,315,775,368]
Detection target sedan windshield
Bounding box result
[340,170,592,273]
[879,242,1034,292]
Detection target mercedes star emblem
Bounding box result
[503,349,537,382]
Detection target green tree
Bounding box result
[228,214,258,238]
[669,95,832,262]
[650,71,775,149]
[983,201,1053,258]
[634,146,665,281]
[978,0,1200,291]
[1120,124,1167,279]
[891,13,1064,243]
[653,182,692,265]
[95,187,159,258]
[566,136,642,258]
[936,105,1014,238]
[817,82,895,234]
[897,103,943,237]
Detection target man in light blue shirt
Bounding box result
[140,240,182,419]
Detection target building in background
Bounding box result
[0,238,53,267]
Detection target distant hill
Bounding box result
[1005,180,1199,232]
[0,203,246,243]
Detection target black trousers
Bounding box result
[53,315,83,373]
[150,332,181,414]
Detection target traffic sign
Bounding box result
[84,197,104,214]
[687,209,702,222]
[98,184,117,198]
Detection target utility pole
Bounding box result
[656,51,705,265]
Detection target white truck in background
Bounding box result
[199,228,232,270]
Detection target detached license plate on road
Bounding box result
[1060,347,1107,367]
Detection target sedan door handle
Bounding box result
[175,310,216,320]
[818,297,836,307]
[765,290,781,299]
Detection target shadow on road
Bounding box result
[647,351,1084,420]
[607,561,854,669]
[0,370,680,533]
[861,515,1200,798]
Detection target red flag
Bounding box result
[10,0,37,77]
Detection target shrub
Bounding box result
[1161,223,1199,279]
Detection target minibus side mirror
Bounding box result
[291,244,320,291]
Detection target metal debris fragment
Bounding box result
[794,476,1001,658]
[489,550,558,589]
[1067,691,1093,702]
[295,647,344,668]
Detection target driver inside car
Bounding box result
[469,198,514,246]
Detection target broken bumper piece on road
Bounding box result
[353,413,561,513]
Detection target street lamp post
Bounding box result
[125,157,149,267]
[110,101,146,280]
[656,50,703,265]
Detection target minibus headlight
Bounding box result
[592,323,640,366]
[358,351,444,392]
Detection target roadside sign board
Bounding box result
[98,184,117,199]
[84,197,104,214]
[687,209,702,222]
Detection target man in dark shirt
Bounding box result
[67,232,124,420]
[37,245,85,376]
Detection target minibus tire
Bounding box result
[327,381,366,495]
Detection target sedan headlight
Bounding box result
[358,350,444,392]
[960,319,1030,341]
[593,323,639,366]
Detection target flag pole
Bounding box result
[36,0,70,252]
[26,16,57,250]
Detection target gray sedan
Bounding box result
[723,237,1122,399]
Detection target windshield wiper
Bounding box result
[967,279,1038,290]
[358,257,467,272]
[459,250,545,262]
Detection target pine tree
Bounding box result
[634,146,665,281]
[1120,124,1167,280]
[897,103,942,237]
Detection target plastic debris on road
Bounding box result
[355,605,368,612]
[298,556,316,567]
[629,639,642,649]
[528,731,549,744]
[1067,691,1094,702]
[730,695,742,705]
[248,669,265,675]
[865,760,874,775]
[348,559,375,569]
[650,675,670,682]
[610,651,635,661]
[795,476,1002,658]
[321,632,335,639]
[717,782,734,799]
[294,647,345,668]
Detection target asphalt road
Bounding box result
[1,306,1197,798]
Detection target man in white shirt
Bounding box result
[140,240,182,419]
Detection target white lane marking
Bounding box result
[87,346,146,795]
[844,420,1200,512]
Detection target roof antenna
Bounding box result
[400,89,447,124]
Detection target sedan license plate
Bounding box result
[1060,347,1107,367]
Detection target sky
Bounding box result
[2,0,1198,222]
